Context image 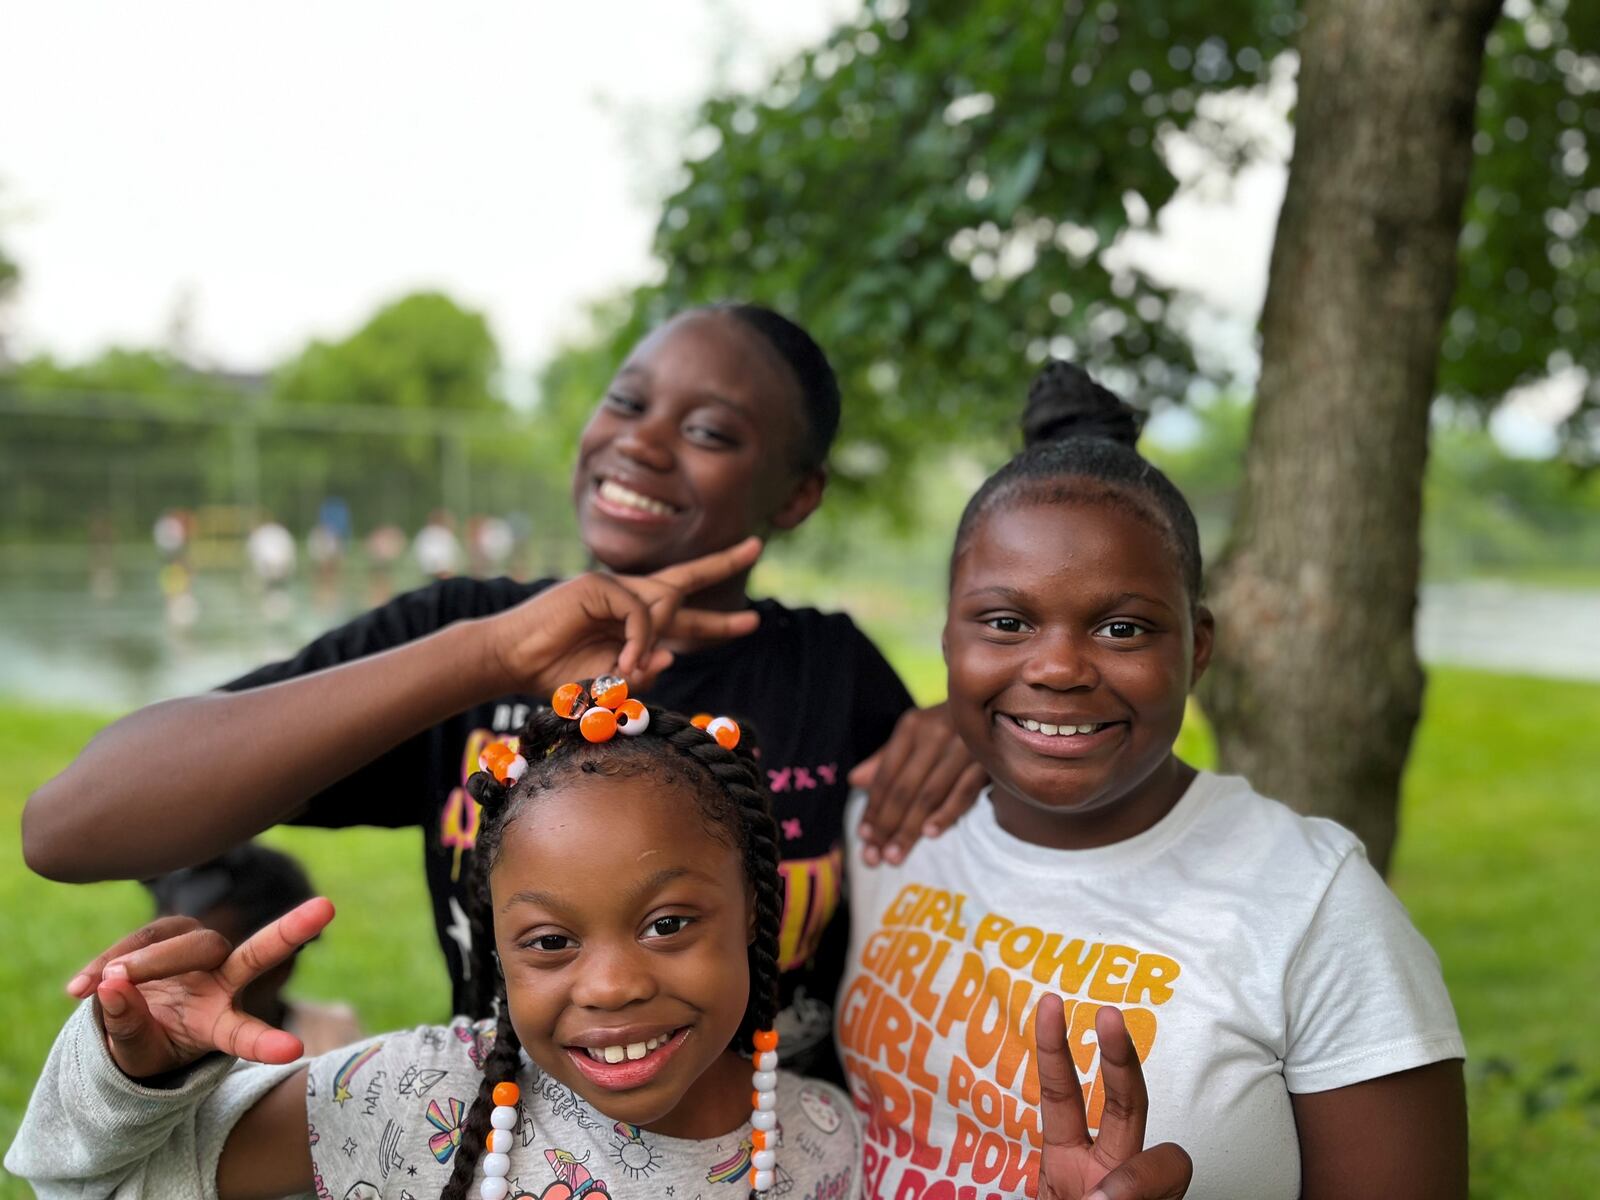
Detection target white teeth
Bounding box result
[599,479,676,516]
[583,1031,674,1063]
[1016,717,1102,737]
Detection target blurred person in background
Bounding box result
[144,842,362,1057]
[246,516,298,623]
[23,303,983,1083]
[412,508,463,579]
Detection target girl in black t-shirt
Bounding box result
[25,303,984,1076]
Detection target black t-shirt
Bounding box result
[223,576,913,1080]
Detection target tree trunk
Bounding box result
[1202,0,1503,874]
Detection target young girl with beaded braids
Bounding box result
[8,673,1187,1200]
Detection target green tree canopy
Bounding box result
[540,0,1597,503]
[275,291,503,414]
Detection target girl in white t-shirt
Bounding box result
[837,362,1466,1200]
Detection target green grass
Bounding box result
[3,667,1597,1197]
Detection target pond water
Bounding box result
[1,566,1596,712]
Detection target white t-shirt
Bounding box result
[837,773,1463,1199]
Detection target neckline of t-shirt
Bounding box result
[516,1052,808,1149]
[963,771,1227,875]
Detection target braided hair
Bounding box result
[439,696,783,1200]
[954,359,1204,606]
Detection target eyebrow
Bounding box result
[613,367,754,418]
[499,867,704,916]
[959,585,1176,614]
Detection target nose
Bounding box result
[1020,628,1101,692]
[614,411,676,473]
[569,942,659,1011]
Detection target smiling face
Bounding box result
[572,311,825,578]
[489,771,755,1139]
[944,496,1213,849]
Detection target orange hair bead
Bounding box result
[752,1029,779,1052]
[707,716,740,751]
[751,1129,768,1150]
[592,676,628,709]
[690,713,713,730]
[551,682,584,719]
[491,1081,520,1107]
[579,706,618,743]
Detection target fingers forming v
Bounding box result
[1089,1006,1150,1167]
[646,537,762,595]
[217,898,335,994]
[103,928,233,985]
[1037,993,1093,1153]
[67,916,203,998]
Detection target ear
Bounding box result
[1190,604,1216,686]
[769,467,827,532]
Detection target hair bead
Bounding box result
[706,715,741,750]
[551,682,584,719]
[616,698,651,736]
[579,705,618,742]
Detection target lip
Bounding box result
[995,713,1125,759]
[588,473,685,526]
[564,1025,691,1091]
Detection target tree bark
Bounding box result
[1202,0,1503,874]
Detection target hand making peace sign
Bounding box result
[65,897,336,1081]
[1036,995,1193,1200]
[482,535,765,695]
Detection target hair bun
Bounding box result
[1022,360,1141,449]
[466,770,510,810]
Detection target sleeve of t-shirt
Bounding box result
[1281,848,1465,1093]
[218,576,552,829]
[842,620,916,765]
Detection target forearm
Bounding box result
[23,617,507,880]
[3,1002,301,1200]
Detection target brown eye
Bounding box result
[643,916,691,940]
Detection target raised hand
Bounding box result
[851,701,987,864]
[1036,995,1192,1200]
[64,897,336,1080]
[484,536,765,694]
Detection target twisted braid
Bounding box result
[440,769,524,1200]
[438,974,523,1200]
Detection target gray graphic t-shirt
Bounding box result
[306,1018,861,1200]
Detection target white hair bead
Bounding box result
[753,1148,776,1171]
[752,1108,777,1131]
[480,1179,510,1200]
[754,1050,777,1072]
[503,755,528,783]
[481,1152,511,1178]
[489,1106,517,1130]
[754,1089,776,1111]
[753,1169,775,1191]
[752,1069,777,1091]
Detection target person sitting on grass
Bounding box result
[23,303,984,1081]
[8,684,1187,1200]
[144,842,363,1057]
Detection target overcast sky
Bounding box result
[0,1,864,370]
